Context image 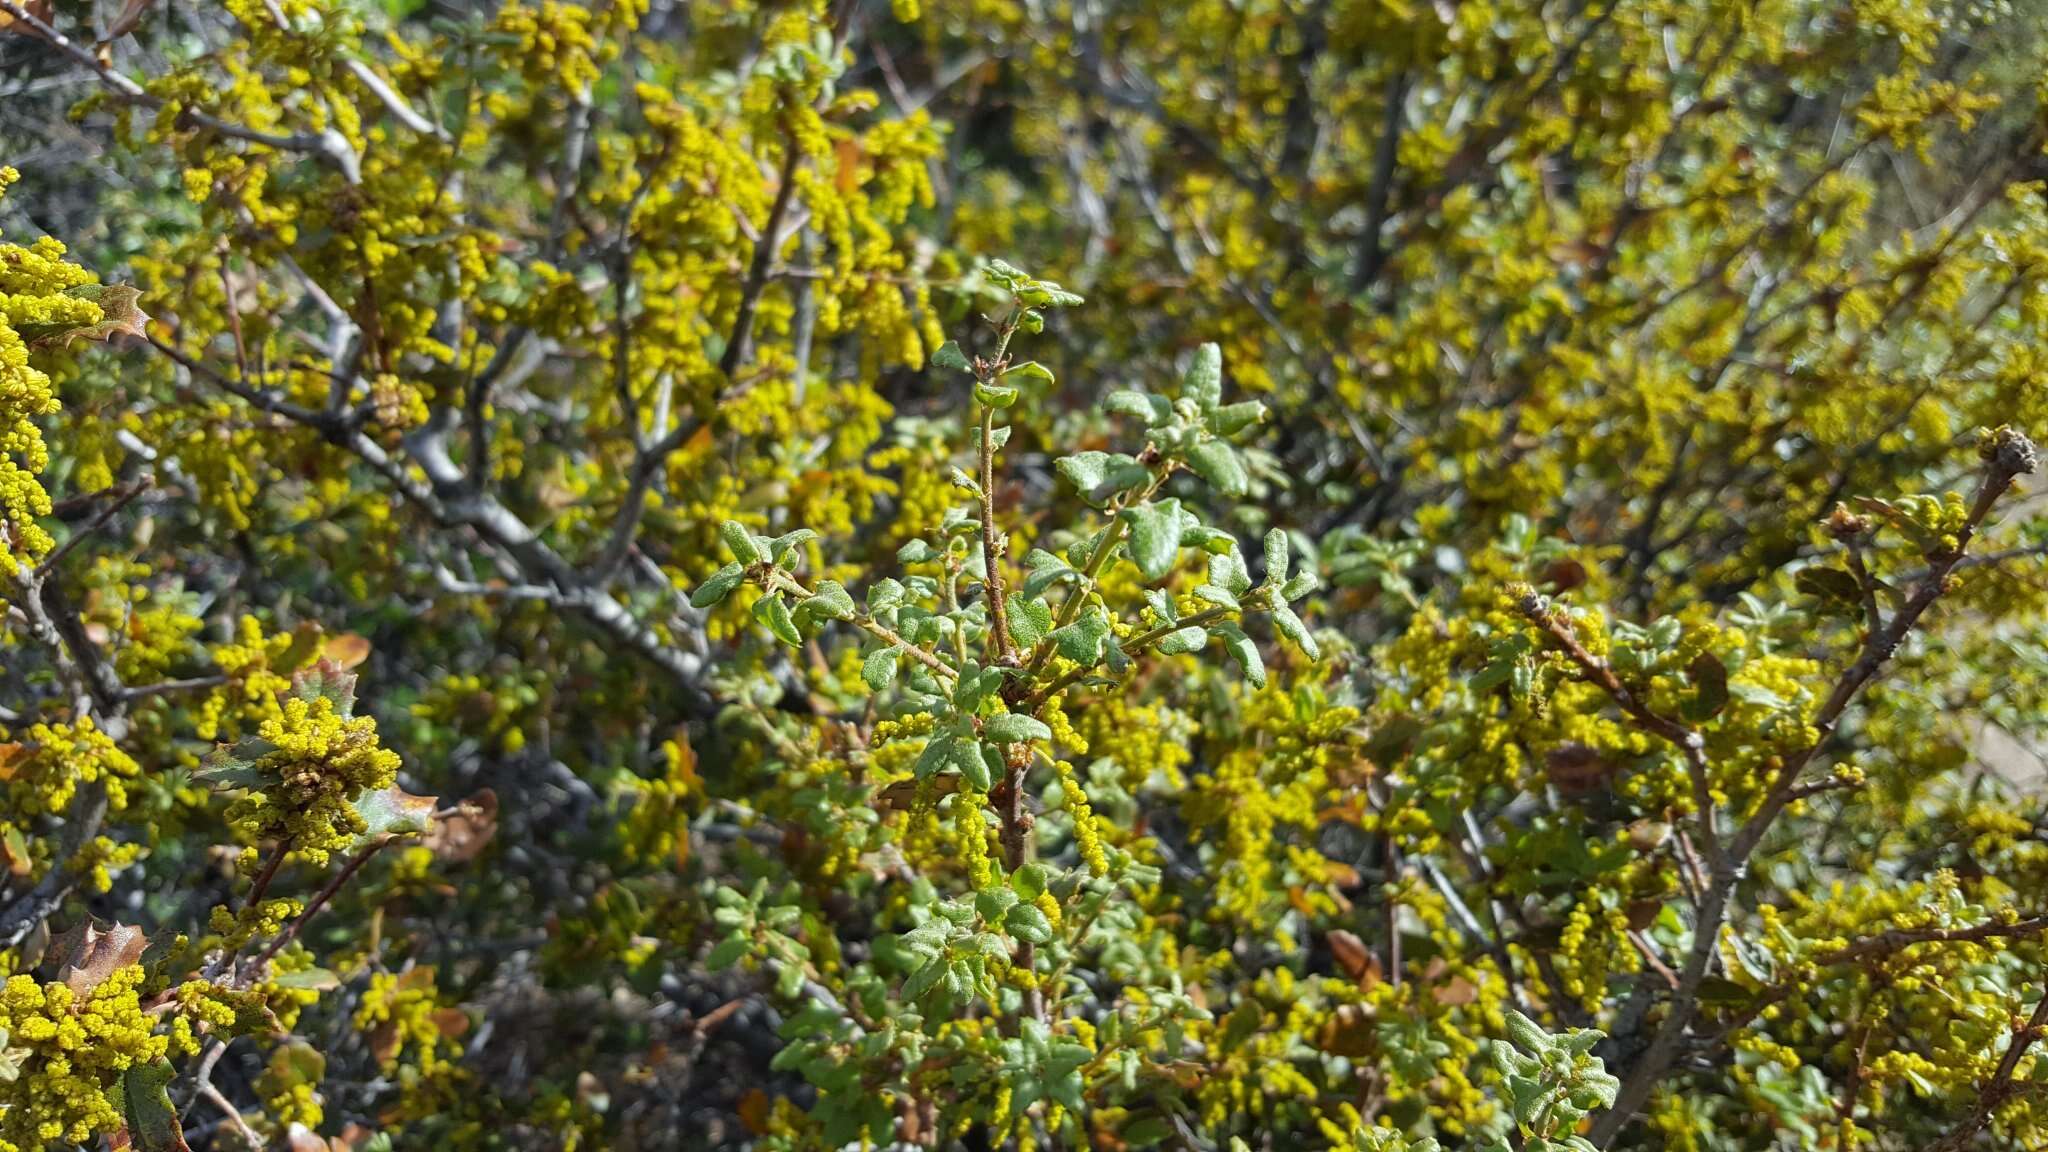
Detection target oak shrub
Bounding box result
[1,1,2047,1150]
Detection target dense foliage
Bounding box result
[3,0,2048,1149]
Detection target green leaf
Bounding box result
[770,529,818,567]
[1105,389,1166,423]
[975,886,1019,920]
[1795,565,1863,609]
[1011,862,1050,900]
[984,259,1027,285]
[1141,588,1178,624]
[752,593,803,646]
[1155,626,1208,655]
[1470,659,1515,693]
[862,646,899,691]
[1021,554,1079,597]
[1183,342,1223,410]
[1263,528,1291,584]
[195,737,277,789]
[1004,902,1054,944]
[1007,594,1053,649]
[867,578,906,613]
[1185,440,1249,496]
[1728,680,1787,710]
[1685,652,1730,721]
[932,340,972,372]
[984,714,1051,744]
[719,520,761,565]
[954,665,1004,712]
[1208,400,1266,438]
[1055,451,1145,504]
[111,1058,192,1152]
[1504,1010,1552,1055]
[776,959,805,1000]
[1209,549,1253,595]
[692,562,747,608]
[1272,605,1321,660]
[1696,976,1755,1006]
[903,955,947,1002]
[974,380,1020,408]
[1002,360,1055,387]
[956,741,994,791]
[271,966,342,991]
[913,733,957,779]
[1122,499,1184,581]
[1052,608,1111,664]
[802,580,856,621]
[1215,624,1266,687]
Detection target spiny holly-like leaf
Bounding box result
[196,737,276,789]
[425,789,499,864]
[53,919,149,997]
[21,284,152,349]
[292,658,358,717]
[108,1058,191,1152]
[353,785,439,847]
[1122,499,1184,581]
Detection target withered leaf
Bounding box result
[52,919,149,997]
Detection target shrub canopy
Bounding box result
[3,0,2048,1149]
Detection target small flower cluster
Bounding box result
[0,969,167,1152]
